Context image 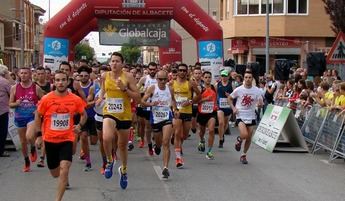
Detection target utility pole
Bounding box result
[265,0,270,74]
[20,0,24,67]
[48,0,51,19]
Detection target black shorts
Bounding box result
[73,114,80,125]
[152,120,172,133]
[218,108,232,117]
[137,107,151,120]
[81,117,97,136]
[176,113,192,122]
[103,115,132,130]
[197,112,217,126]
[192,105,198,118]
[95,121,103,131]
[236,119,256,127]
[45,141,73,170]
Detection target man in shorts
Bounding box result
[35,70,87,201]
[229,70,263,164]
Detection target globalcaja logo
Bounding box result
[52,40,61,51]
[122,0,146,8]
[102,24,117,37]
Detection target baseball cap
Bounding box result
[220,69,229,77]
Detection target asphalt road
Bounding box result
[1,127,345,201]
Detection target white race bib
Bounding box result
[107,98,124,113]
[201,101,214,113]
[176,96,188,110]
[51,113,70,131]
[219,98,230,109]
[152,106,170,123]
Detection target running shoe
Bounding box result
[138,139,144,148]
[148,148,154,156]
[206,152,215,160]
[30,147,37,162]
[37,159,45,168]
[198,141,206,153]
[100,163,106,175]
[84,163,92,172]
[235,136,243,152]
[154,146,161,155]
[240,155,248,164]
[104,161,114,179]
[22,162,30,172]
[66,181,70,190]
[118,166,128,189]
[162,168,170,179]
[175,158,184,169]
[219,139,224,148]
[128,141,134,151]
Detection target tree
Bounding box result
[323,0,345,34]
[75,42,95,62]
[120,44,141,64]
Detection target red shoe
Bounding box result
[148,148,154,156]
[175,158,184,169]
[138,140,144,148]
[30,148,37,162]
[22,163,30,172]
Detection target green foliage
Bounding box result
[120,44,141,64]
[75,42,95,62]
[323,0,345,34]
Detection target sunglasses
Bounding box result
[157,78,167,81]
[221,75,228,77]
[178,69,187,72]
[148,68,156,71]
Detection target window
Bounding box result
[261,0,272,14]
[235,0,308,15]
[288,0,307,14]
[249,0,260,14]
[237,0,248,14]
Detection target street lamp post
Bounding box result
[20,0,24,67]
[265,0,270,74]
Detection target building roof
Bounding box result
[32,4,46,16]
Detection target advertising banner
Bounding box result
[198,40,223,81]
[43,37,69,72]
[98,19,170,46]
[252,104,308,153]
[7,109,21,150]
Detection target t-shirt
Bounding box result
[230,85,263,120]
[335,94,345,107]
[37,91,86,143]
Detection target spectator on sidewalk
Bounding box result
[0,64,11,157]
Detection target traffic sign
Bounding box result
[326,32,345,64]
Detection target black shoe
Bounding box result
[219,139,224,148]
[128,142,134,151]
[191,128,196,134]
[162,168,170,179]
[154,146,161,155]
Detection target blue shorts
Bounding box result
[14,116,34,128]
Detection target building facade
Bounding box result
[0,0,45,70]
[219,0,335,71]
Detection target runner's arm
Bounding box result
[74,80,87,101]
[124,73,141,103]
[9,85,20,108]
[86,86,95,108]
[141,85,156,107]
[34,111,43,131]
[191,80,201,104]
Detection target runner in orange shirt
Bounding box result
[35,70,87,201]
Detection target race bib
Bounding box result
[107,98,124,113]
[51,113,70,131]
[152,106,170,123]
[201,101,214,113]
[219,98,230,109]
[176,96,188,110]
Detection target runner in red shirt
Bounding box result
[35,70,87,201]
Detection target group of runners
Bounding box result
[4,52,263,201]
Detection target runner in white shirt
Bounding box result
[141,70,176,179]
[229,70,263,164]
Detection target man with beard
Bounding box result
[35,70,87,201]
